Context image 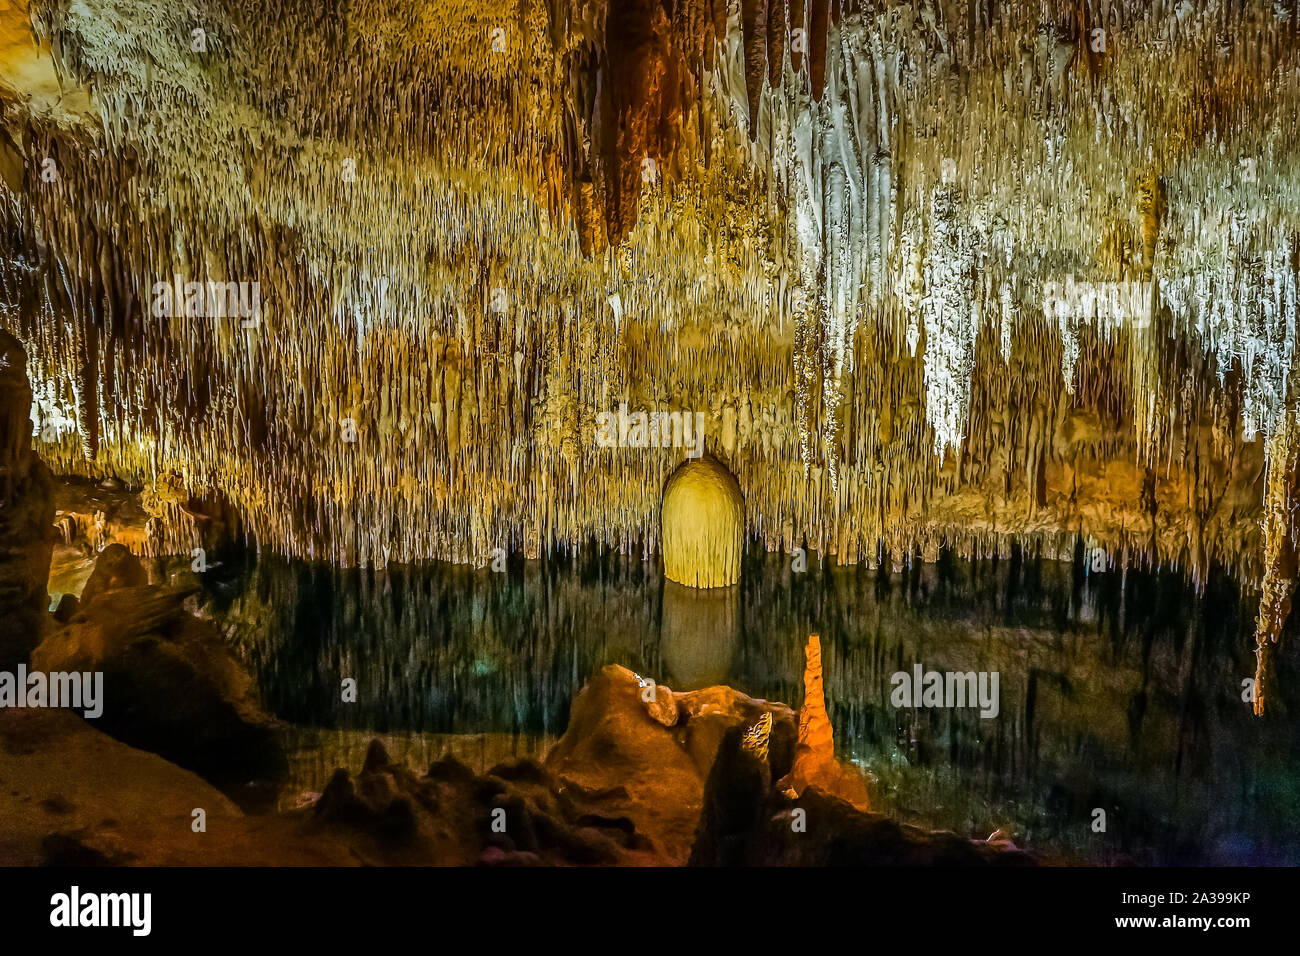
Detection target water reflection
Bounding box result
[197,543,1300,865]
[661,580,739,687]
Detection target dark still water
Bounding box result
[194,546,1300,865]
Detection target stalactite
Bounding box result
[808,0,830,101]
[741,0,767,141]
[0,1,1291,689]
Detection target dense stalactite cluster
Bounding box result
[0,2,1297,703]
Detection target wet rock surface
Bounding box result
[308,739,660,866]
[0,706,352,866]
[545,663,798,861]
[32,550,287,811]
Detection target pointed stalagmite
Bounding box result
[786,633,870,810]
[789,633,834,790]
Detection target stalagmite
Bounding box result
[784,632,870,810]
[788,633,835,795]
[661,455,745,588]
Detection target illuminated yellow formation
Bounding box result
[661,457,744,589]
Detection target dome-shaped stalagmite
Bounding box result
[661,456,744,588]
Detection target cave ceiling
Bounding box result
[0,0,1296,638]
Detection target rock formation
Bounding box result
[0,2,1294,704]
[661,456,745,587]
[77,542,147,604]
[0,329,53,665]
[32,550,287,810]
[783,633,871,810]
[545,663,795,860]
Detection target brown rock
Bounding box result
[641,678,679,726]
[674,683,797,780]
[0,330,54,667]
[546,664,708,861]
[32,584,287,810]
[78,543,148,606]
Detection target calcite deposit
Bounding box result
[660,455,745,587]
[0,329,52,665]
[0,0,1294,704]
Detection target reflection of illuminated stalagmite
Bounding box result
[660,578,739,687]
